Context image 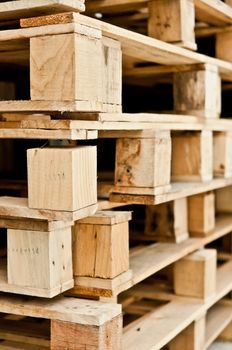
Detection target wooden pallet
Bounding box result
[0,294,121,350]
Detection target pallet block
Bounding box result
[27,146,97,211]
[30,32,122,110]
[73,211,131,279]
[171,131,213,182]
[148,0,196,50]
[174,249,217,299]
[144,198,189,243]
[114,131,171,196]
[213,131,232,178]
[173,64,221,118]
[169,314,206,350]
[188,191,215,236]
[216,186,232,214]
[216,29,232,63]
[7,227,73,295]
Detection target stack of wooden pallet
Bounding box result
[1,0,232,349]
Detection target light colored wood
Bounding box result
[123,260,232,350]
[171,131,213,182]
[148,0,196,50]
[7,227,73,292]
[102,36,122,106]
[27,146,97,211]
[10,12,232,81]
[144,198,189,243]
[51,315,122,350]
[188,192,215,236]
[174,249,217,299]
[115,132,171,191]
[0,196,97,222]
[173,64,221,119]
[30,33,103,104]
[0,218,72,232]
[0,293,121,326]
[169,314,206,350]
[110,178,232,205]
[73,212,130,279]
[205,303,232,347]
[216,186,232,214]
[0,0,85,21]
[214,131,232,178]
[216,30,232,63]
[78,211,132,225]
[72,215,232,297]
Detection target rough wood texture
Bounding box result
[73,211,130,279]
[169,314,206,350]
[7,227,73,291]
[172,131,213,182]
[144,198,189,243]
[216,186,232,213]
[115,132,171,192]
[216,30,232,63]
[188,192,215,236]
[214,131,232,178]
[51,315,122,350]
[27,146,97,211]
[30,33,103,103]
[174,249,217,299]
[174,64,221,118]
[148,0,196,50]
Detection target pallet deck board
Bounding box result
[0,196,97,221]
[0,0,85,21]
[0,293,121,326]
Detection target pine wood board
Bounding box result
[110,178,232,205]
[0,294,121,326]
[0,197,97,221]
[0,0,85,21]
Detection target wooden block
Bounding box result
[174,249,217,299]
[30,33,102,103]
[213,131,232,178]
[216,30,232,63]
[51,315,122,350]
[7,227,73,291]
[73,211,131,279]
[216,186,232,213]
[171,131,213,182]
[169,314,206,350]
[148,0,196,50]
[173,64,221,118]
[27,146,97,211]
[115,131,171,191]
[30,33,122,110]
[144,198,189,243]
[188,191,215,236]
[102,36,122,106]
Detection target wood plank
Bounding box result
[205,303,232,348]
[0,196,97,221]
[110,178,232,205]
[0,0,85,21]
[0,294,121,326]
